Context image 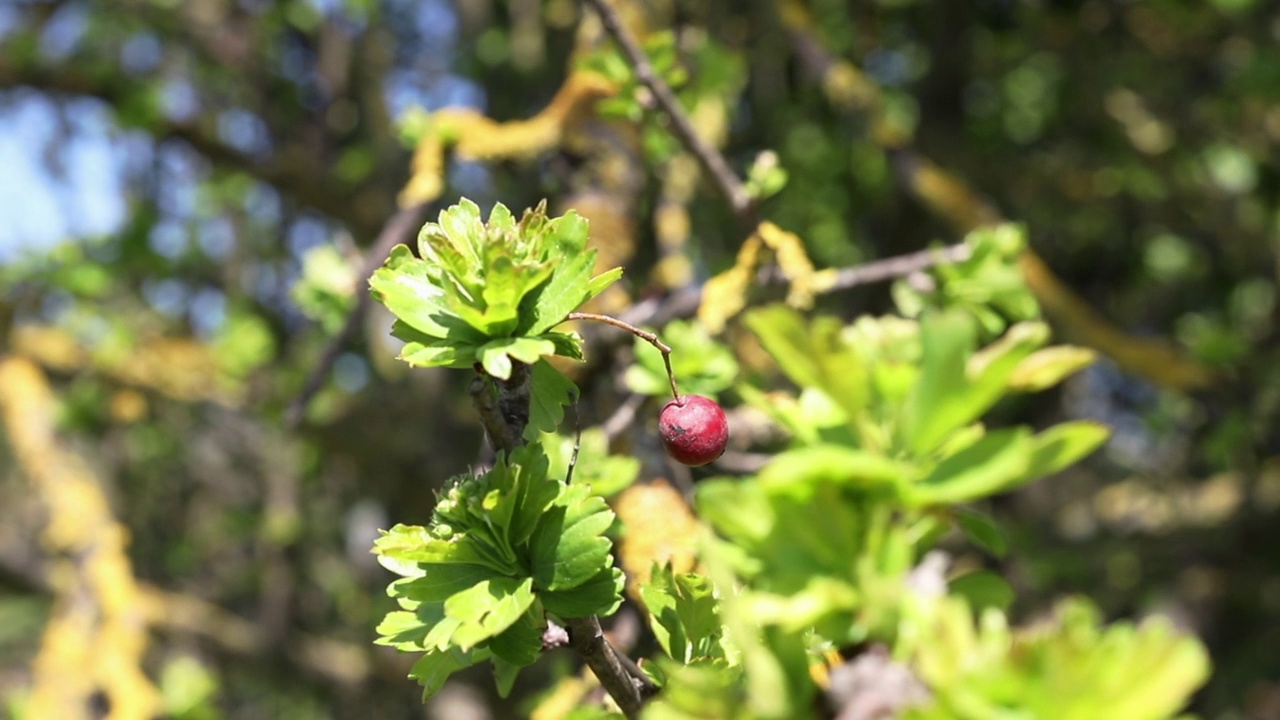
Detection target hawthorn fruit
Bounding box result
[659,394,729,467]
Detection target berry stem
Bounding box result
[566,312,681,401]
[661,352,681,402]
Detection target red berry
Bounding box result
[659,395,729,467]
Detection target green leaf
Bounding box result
[541,567,625,618]
[408,536,521,575]
[756,445,909,497]
[395,329,480,369]
[484,445,560,549]
[627,320,739,398]
[539,331,585,361]
[372,200,614,359]
[291,244,356,333]
[479,342,513,379]
[965,321,1050,384]
[525,250,595,334]
[395,564,504,604]
[530,485,616,592]
[740,578,860,633]
[955,508,1008,558]
[373,524,433,577]
[1008,346,1097,391]
[695,479,773,547]
[424,198,484,270]
[753,484,869,593]
[526,359,578,440]
[369,245,456,338]
[912,596,1210,720]
[911,428,1033,505]
[743,305,823,388]
[542,428,640,498]
[374,609,434,651]
[443,576,537,650]
[491,656,523,698]
[640,566,726,664]
[903,310,979,455]
[478,337,556,380]
[1024,421,1110,480]
[584,267,625,303]
[949,570,1015,611]
[488,607,545,667]
[905,317,1046,457]
[409,647,483,700]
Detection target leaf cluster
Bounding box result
[637,301,1208,718]
[893,225,1039,336]
[373,444,624,699]
[904,597,1211,720]
[369,199,622,379]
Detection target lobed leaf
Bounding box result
[640,566,728,664]
[541,567,626,618]
[530,485,616,592]
[443,576,537,651]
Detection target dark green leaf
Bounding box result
[540,567,625,618]
[395,564,504,604]
[491,656,523,698]
[488,608,545,667]
[530,486,615,591]
[955,508,1008,558]
[949,569,1015,611]
[526,359,578,440]
[409,646,483,699]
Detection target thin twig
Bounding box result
[566,391,582,484]
[568,311,680,400]
[822,243,971,291]
[285,202,429,429]
[568,312,671,353]
[585,0,756,228]
[602,392,646,442]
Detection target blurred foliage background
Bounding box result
[0,0,1278,718]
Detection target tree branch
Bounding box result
[565,614,655,717]
[0,53,383,237]
[820,242,971,291]
[470,357,654,718]
[585,0,756,229]
[778,5,1214,392]
[285,202,429,429]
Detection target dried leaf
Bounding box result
[614,480,700,603]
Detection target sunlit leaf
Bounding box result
[444,576,537,650]
[911,428,1033,505]
[1008,346,1097,392]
